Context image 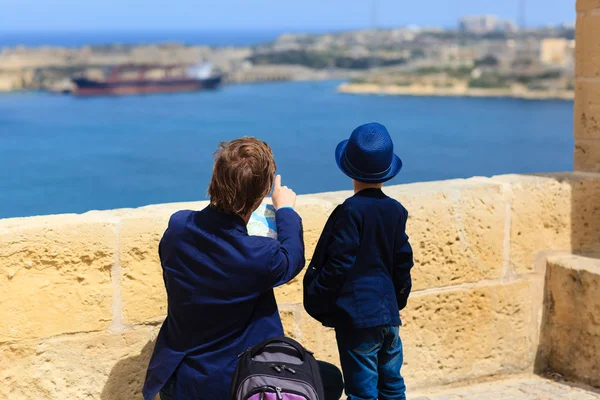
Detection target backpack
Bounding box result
[230,337,326,400]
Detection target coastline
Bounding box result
[337,82,575,101]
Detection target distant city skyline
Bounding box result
[1,0,575,32]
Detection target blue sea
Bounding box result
[0,80,573,219]
[0,30,293,48]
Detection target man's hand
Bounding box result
[272,175,296,210]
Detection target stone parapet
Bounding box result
[1,172,599,398]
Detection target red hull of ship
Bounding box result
[72,74,222,96]
[75,83,209,96]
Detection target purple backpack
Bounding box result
[230,337,326,400]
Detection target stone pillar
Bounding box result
[575,0,600,171]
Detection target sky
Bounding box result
[1,0,575,32]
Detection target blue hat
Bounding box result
[335,122,402,183]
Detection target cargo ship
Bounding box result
[72,62,222,96]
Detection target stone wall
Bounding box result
[541,253,600,387]
[1,172,600,399]
[575,0,600,172]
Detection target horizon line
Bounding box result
[0,22,575,34]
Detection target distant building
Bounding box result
[472,40,515,70]
[433,45,477,67]
[459,15,516,35]
[540,38,575,68]
[513,39,542,70]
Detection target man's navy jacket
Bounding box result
[142,205,304,400]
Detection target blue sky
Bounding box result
[1,0,575,31]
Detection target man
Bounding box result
[143,137,342,400]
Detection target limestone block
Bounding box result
[274,275,306,306]
[282,178,506,295]
[117,201,209,325]
[495,174,600,273]
[575,140,600,172]
[280,306,338,365]
[0,217,116,341]
[577,0,600,11]
[401,281,533,388]
[295,199,334,262]
[0,327,156,400]
[548,327,600,388]
[547,254,600,337]
[296,309,338,365]
[567,174,600,251]
[574,81,600,139]
[497,175,572,273]
[119,214,171,325]
[385,179,505,290]
[576,12,600,78]
[542,254,600,388]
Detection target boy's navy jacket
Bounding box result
[142,206,305,400]
[303,188,413,329]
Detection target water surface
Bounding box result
[0,80,573,218]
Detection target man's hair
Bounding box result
[208,137,276,217]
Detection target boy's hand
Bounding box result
[272,175,296,210]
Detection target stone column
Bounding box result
[575,0,600,171]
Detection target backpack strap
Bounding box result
[250,337,307,361]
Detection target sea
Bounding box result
[0,32,574,219]
[0,30,293,48]
[0,81,574,219]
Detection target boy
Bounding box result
[304,123,414,400]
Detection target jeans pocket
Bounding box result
[347,327,383,355]
[390,334,399,350]
[388,326,401,350]
[352,340,381,355]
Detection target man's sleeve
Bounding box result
[268,208,306,287]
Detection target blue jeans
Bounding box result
[336,325,405,400]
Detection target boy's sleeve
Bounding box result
[306,205,360,301]
[268,208,306,287]
[394,207,414,310]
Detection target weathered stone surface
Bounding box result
[576,12,600,78]
[575,81,600,140]
[2,172,599,398]
[280,305,339,365]
[498,175,571,274]
[278,179,506,296]
[294,199,335,257]
[0,217,116,341]
[413,376,600,400]
[386,179,505,290]
[548,326,600,389]
[401,281,533,388]
[548,254,600,336]
[495,174,600,274]
[567,175,600,252]
[119,214,170,325]
[575,140,600,172]
[577,0,600,12]
[546,254,600,387]
[0,327,156,400]
[297,308,338,365]
[119,201,209,324]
